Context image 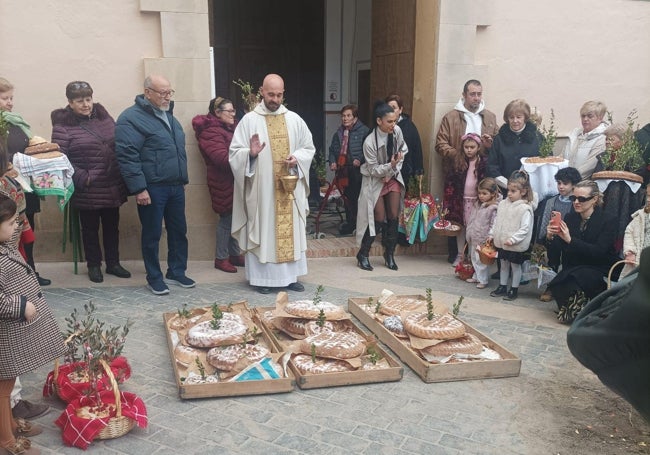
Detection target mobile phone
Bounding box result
[550,211,561,229]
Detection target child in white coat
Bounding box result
[489,170,534,300]
[621,185,650,278]
[465,178,499,289]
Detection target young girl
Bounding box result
[443,133,487,266]
[0,194,65,455]
[489,170,534,300]
[465,178,499,288]
[621,185,650,278]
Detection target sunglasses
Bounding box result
[69,82,90,90]
[569,195,595,203]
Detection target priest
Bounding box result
[229,74,315,294]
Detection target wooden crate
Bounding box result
[255,307,403,389]
[163,302,294,399]
[348,297,521,383]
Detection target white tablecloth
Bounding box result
[520,158,569,200]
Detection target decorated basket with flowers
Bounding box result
[43,302,132,403]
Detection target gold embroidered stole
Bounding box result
[265,114,294,263]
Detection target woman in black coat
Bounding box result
[51,81,129,283]
[487,99,542,185]
[546,180,618,323]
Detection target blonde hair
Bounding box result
[574,180,603,207]
[604,123,626,139]
[508,170,534,202]
[580,101,607,119]
[0,77,13,93]
[503,99,531,123]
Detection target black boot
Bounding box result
[356,228,375,271]
[490,285,508,297]
[504,287,518,301]
[383,219,399,271]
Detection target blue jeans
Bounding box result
[137,185,188,284]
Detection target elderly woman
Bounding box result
[0,77,51,287]
[192,97,244,273]
[51,81,130,283]
[595,123,647,252]
[327,104,369,235]
[355,101,407,271]
[546,180,618,323]
[563,100,608,179]
[487,99,542,185]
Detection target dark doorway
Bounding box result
[210,0,325,150]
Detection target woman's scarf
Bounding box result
[1,111,32,138]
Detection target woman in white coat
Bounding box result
[355,101,407,271]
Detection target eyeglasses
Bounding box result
[147,87,175,98]
[219,109,236,114]
[569,195,595,203]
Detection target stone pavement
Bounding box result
[20,255,647,454]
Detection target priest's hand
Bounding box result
[250,134,266,157]
[285,155,298,168]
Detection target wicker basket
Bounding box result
[478,240,497,265]
[454,244,475,280]
[592,170,643,184]
[95,359,135,440]
[606,259,630,290]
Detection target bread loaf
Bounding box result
[403,313,466,340]
[206,344,270,371]
[420,333,483,357]
[299,330,366,359]
[185,314,248,348]
[284,300,346,320]
[292,354,354,374]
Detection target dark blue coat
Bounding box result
[115,95,188,194]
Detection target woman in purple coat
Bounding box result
[192,97,244,273]
[51,81,130,283]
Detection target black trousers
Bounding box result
[78,207,121,267]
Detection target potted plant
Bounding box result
[593,110,645,184]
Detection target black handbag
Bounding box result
[567,246,650,421]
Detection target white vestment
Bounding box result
[229,103,315,287]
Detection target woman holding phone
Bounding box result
[545,180,618,322]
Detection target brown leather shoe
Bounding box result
[214,258,237,273]
[229,255,246,267]
[11,400,49,420]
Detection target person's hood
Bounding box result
[454,98,485,115]
[191,113,237,136]
[580,122,608,140]
[50,103,110,126]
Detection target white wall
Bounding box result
[473,0,650,134]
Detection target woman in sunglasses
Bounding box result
[545,180,618,323]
